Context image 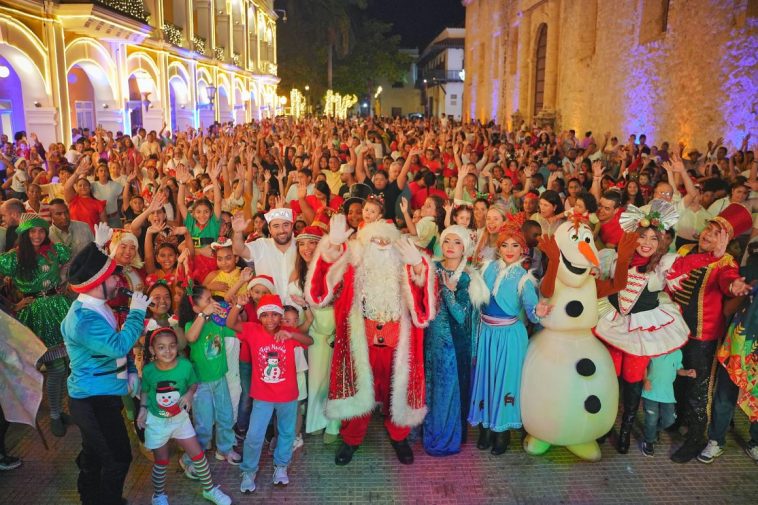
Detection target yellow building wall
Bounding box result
[463,0,758,150]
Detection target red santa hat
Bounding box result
[257,294,284,317]
[710,203,752,238]
[248,274,275,293]
[296,225,324,242]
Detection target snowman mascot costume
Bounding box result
[520,216,638,461]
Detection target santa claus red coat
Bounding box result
[305,221,436,427]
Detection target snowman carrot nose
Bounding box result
[578,241,599,267]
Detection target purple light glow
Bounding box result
[719,24,758,150]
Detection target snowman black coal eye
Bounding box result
[570,233,579,242]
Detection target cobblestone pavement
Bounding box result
[2,403,757,505]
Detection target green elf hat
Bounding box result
[16,213,50,235]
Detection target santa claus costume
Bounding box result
[306,215,436,465]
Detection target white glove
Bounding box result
[94,222,113,248]
[128,373,141,398]
[328,214,354,245]
[129,291,152,312]
[395,238,423,266]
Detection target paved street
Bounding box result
[2,401,757,505]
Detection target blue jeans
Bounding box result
[240,399,297,474]
[192,377,235,454]
[642,398,676,443]
[709,365,758,446]
[236,361,253,432]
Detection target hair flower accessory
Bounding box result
[619,200,678,232]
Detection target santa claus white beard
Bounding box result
[356,243,404,323]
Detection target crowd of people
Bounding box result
[0,116,756,505]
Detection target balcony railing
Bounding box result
[163,23,183,46]
[417,69,464,86]
[193,35,208,56]
[73,0,151,23]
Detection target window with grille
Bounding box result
[533,24,547,115]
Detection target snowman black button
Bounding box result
[576,358,596,377]
[584,395,601,414]
[565,301,584,317]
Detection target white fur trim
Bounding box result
[389,310,428,427]
[324,287,376,421]
[466,267,490,307]
[356,220,401,244]
[518,270,538,296]
[305,237,350,308]
[257,304,284,317]
[401,256,436,329]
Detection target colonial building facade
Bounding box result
[462,0,757,149]
[418,28,464,120]
[0,0,279,145]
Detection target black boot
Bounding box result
[671,436,706,463]
[390,439,414,464]
[335,442,359,466]
[476,425,491,450]
[490,431,510,456]
[616,379,643,454]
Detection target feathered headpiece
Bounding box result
[619,200,679,232]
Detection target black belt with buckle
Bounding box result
[193,237,215,248]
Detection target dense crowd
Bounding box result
[0,116,756,505]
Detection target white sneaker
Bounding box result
[272,465,289,486]
[292,434,304,451]
[745,443,758,462]
[215,449,242,465]
[240,471,256,493]
[178,455,199,480]
[697,440,724,464]
[202,485,232,505]
[151,493,169,505]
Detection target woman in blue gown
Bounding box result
[423,225,489,456]
[468,216,551,455]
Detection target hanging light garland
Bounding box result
[101,0,150,23]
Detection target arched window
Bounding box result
[533,23,547,115]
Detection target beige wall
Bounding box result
[463,0,758,150]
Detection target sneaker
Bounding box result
[641,441,654,457]
[745,442,758,462]
[697,440,724,464]
[272,465,289,486]
[151,493,169,505]
[215,449,242,465]
[179,454,199,480]
[202,485,231,505]
[240,471,256,493]
[0,455,22,471]
[292,434,304,451]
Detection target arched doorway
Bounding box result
[127,70,157,133]
[217,85,232,125]
[533,24,547,116]
[169,77,191,133]
[0,54,25,138]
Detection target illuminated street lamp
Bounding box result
[206,85,217,107]
[135,71,153,112]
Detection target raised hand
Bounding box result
[94,222,113,248]
[441,270,458,291]
[328,214,353,245]
[536,234,560,262]
[394,238,423,266]
[231,212,251,233]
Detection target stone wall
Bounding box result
[463,0,757,151]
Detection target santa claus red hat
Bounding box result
[248,274,275,293]
[710,203,752,238]
[257,294,284,317]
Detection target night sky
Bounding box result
[367,0,465,50]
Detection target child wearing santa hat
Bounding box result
[227,294,313,492]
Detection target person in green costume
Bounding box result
[0,214,72,437]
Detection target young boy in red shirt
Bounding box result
[227,294,313,493]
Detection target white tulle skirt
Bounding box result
[594,295,689,357]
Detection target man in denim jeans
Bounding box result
[640,349,696,457]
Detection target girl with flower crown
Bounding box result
[469,214,552,455]
[593,200,689,454]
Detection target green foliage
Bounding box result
[277,0,410,99]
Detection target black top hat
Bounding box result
[341,183,374,213]
[69,243,120,294]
